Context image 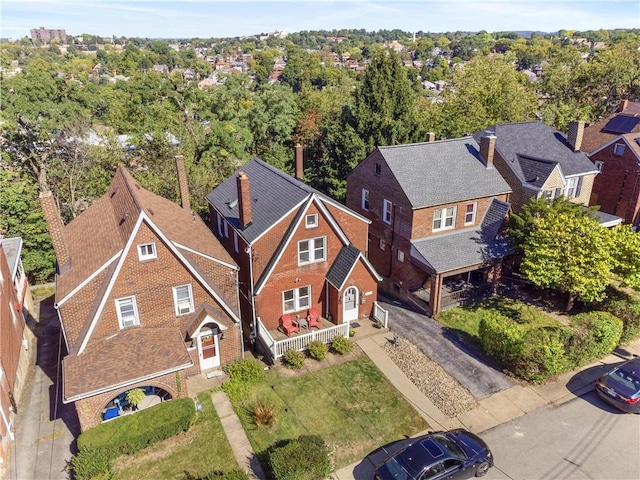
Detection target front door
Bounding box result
[343,286,359,322]
[198,329,220,370]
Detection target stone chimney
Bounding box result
[237,172,252,228]
[39,191,70,270]
[295,144,304,181]
[567,121,585,152]
[479,132,496,168]
[426,132,435,143]
[175,155,191,211]
[619,99,629,112]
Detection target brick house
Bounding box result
[582,100,640,228]
[0,237,34,474]
[346,135,512,316]
[473,121,600,213]
[39,160,242,431]
[206,152,381,361]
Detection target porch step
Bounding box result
[206,370,223,379]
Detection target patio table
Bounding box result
[297,317,308,329]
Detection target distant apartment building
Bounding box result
[30,26,67,44]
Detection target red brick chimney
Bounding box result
[237,172,252,228]
[567,121,585,152]
[479,132,496,168]
[175,155,191,211]
[295,144,304,181]
[39,191,70,270]
[619,99,629,112]
[426,132,435,143]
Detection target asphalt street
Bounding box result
[482,391,640,480]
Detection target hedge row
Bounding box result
[267,435,331,480]
[73,398,196,479]
[479,310,623,383]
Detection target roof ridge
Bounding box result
[378,137,476,149]
[253,158,315,195]
[115,164,144,215]
[517,153,558,165]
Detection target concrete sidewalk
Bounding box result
[332,332,640,480]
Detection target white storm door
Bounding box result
[198,329,220,370]
[343,287,359,322]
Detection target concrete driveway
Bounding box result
[8,296,79,480]
[379,299,515,400]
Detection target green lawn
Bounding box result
[437,296,561,341]
[112,391,238,479]
[232,354,429,469]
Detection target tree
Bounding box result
[519,211,614,311]
[610,225,640,289]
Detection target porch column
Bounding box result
[429,273,443,316]
[488,262,502,295]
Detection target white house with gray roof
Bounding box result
[346,134,512,316]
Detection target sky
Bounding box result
[1,0,638,40]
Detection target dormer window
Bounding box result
[613,143,625,156]
[305,214,318,229]
[565,177,583,198]
[138,243,156,261]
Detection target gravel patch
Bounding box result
[383,339,479,418]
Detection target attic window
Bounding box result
[138,243,157,261]
[375,162,382,175]
[305,214,318,229]
[613,143,625,156]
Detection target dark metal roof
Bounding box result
[411,199,512,274]
[603,115,640,134]
[326,245,361,290]
[375,138,511,208]
[474,122,598,186]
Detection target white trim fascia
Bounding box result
[173,242,239,270]
[63,362,192,403]
[0,402,14,441]
[254,197,314,295]
[599,218,623,227]
[78,212,240,354]
[589,134,640,158]
[77,214,146,354]
[361,253,383,282]
[250,197,308,245]
[319,194,372,225]
[313,194,350,245]
[191,314,229,337]
[54,278,71,352]
[56,251,122,307]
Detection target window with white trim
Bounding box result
[173,284,194,316]
[613,143,625,156]
[305,214,318,229]
[137,243,156,261]
[595,160,604,172]
[464,203,477,225]
[397,250,405,262]
[383,199,393,225]
[433,206,456,231]
[283,286,311,313]
[379,238,386,250]
[298,237,326,265]
[565,177,583,198]
[116,296,139,328]
[362,189,370,211]
[543,188,562,200]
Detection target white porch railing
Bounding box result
[373,301,388,328]
[257,318,350,361]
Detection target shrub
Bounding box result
[331,336,353,355]
[268,435,331,480]
[567,312,623,367]
[226,357,266,385]
[514,327,570,383]
[70,447,113,480]
[223,357,266,402]
[253,399,278,427]
[307,340,328,361]
[283,349,305,369]
[126,388,146,410]
[478,310,526,366]
[77,398,195,455]
[602,298,640,345]
[349,328,356,337]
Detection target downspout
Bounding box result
[0,403,14,441]
[247,244,258,343]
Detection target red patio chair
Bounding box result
[307,307,321,330]
[279,314,299,337]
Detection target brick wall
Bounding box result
[590,143,640,224]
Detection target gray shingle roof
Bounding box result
[474,122,598,186]
[517,155,557,188]
[326,245,361,290]
[411,199,511,273]
[206,158,341,243]
[0,237,22,279]
[376,138,511,208]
